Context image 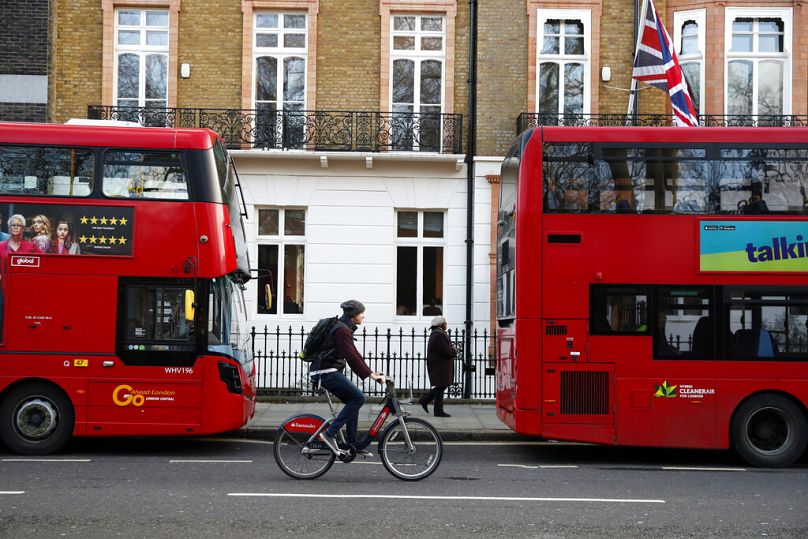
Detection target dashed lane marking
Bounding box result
[2,458,91,462]
[227,493,665,504]
[0,491,25,495]
[661,466,746,472]
[169,459,253,463]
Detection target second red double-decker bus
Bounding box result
[496,126,808,467]
[0,121,256,455]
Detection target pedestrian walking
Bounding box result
[419,315,456,417]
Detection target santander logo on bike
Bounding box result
[286,419,321,432]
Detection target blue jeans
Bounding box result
[317,371,367,448]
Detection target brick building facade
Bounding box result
[0,0,49,122]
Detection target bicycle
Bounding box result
[273,377,443,481]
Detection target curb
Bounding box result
[221,427,531,443]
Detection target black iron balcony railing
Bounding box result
[88,106,463,154]
[517,113,808,134]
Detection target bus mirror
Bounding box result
[185,290,195,321]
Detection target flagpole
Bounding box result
[628,0,650,125]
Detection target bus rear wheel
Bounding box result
[0,382,75,455]
[731,394,807,468]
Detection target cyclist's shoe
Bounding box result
[318,431,340,453]
[434,412,451,417]
[356,449,374,458]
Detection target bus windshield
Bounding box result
[214,141,250,278]
[208,276,252,365]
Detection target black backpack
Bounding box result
[299,316,338,362]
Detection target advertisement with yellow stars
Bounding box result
[0,203,133,257]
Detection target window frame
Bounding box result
[535,8,592,116]
[113,8,170,109]
[379,1,457,115]
[241,1,319,113]
[673,9,705,115]
[254,207,306,318]
[394,209,447,319]
[724,7,792,116]
[102,0,180,109]
[389,14,446,116]
[252,11,309,112]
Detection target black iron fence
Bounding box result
[88,106,463,154]
[250,325,496,399]
[516,113,808,134]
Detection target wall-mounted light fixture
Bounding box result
[601,66,611,82]
[180,63,191,79]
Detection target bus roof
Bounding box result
[0,121,220,150]
[538,125,808,144]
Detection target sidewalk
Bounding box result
[235,400,528,442]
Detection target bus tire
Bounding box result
[731,394,807,468]
[0,382,75,455]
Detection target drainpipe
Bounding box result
[463,0,478,399]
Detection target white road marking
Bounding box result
[661,466,746,472]
[169,459,253,463]
[0,491,25,495]
[498,463,538,469]
[2,458,91,462]
[540,465,579,469]
[227,493,665,504]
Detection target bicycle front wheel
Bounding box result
[378,417,442,481]
[274,424,335,480]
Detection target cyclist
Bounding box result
[310,300,385,457]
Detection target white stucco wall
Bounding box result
[232,150,502,336]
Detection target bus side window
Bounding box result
[590,286,649,335]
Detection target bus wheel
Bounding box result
[731,394,807,468]
[0,382,75,455]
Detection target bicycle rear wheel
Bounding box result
[378,417,442,481]
[274,424,335,480]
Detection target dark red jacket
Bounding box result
[332,323,372,379]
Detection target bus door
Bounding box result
[85,280,203,435]
[541,319,615,443]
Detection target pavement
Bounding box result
[234,399,529,442]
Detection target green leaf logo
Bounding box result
[654,380,678,398]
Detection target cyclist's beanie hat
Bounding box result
[340,300,366,318]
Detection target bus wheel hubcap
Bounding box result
[15,399,58,440]
[747,407,790,453]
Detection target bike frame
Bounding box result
[283,379,415,458]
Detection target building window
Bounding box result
[252,12,308,147]
[396,210,445,317]
[725,8,792,116]
[674,9,705,114]
[256,208,305,315]
[114,9,169,110]
[536,9,591,116]
[390,14,445,151]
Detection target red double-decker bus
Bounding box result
[496,126,808,467]
[0,122,256,455]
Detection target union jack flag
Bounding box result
[631,0,699,126]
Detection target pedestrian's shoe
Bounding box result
[434,412,451,418]
[318,431,340,453]
[419,399,429,414]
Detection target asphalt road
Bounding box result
[1,437,807,538]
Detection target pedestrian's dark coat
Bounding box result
[426,327,456,387]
